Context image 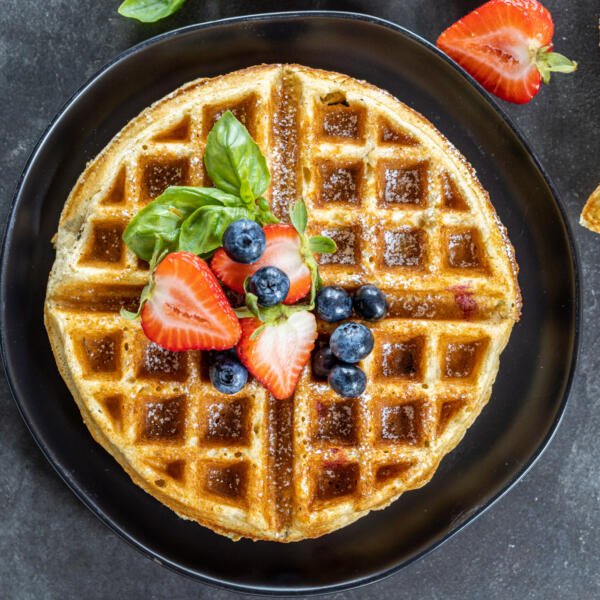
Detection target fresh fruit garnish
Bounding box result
[315,286,353,322]
[212,199,337,306]
[222,218,266,264]
[211,223,312,304]
[353,285,388,321]
[209,350,248,394]
[311,346,338,380]
[140,251,241,352]
[236,311,317,400]
[329,322,374,364]
[436,0,577,104]
[248,266,290,307]
[328,364,367,398]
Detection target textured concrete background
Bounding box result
[1,1,598,598]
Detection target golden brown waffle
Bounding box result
[581,183,600,233]
[44,64,521,541]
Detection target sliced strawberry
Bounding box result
[237,311,317,400]
[437,0,576,104]
[141,251,241,351]
[211,224,311,304]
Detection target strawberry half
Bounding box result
[237,311,317,400]
[211,224,312,304]
[436,0,576,104]
[141,251,241,351]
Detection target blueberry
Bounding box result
[353,285,387,321]
[222,219,266,264]
[328,364,367,397]
[209,351,248,394]
[311,346,338,379]
[249,266,290,306]
[330,322,374,363]
[315,286,353,322]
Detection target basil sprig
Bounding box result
[122,111,278,263]
[123,187,239,262]
[118,0,187,22]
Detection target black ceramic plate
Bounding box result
[1,11,579,595]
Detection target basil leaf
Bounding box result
[256,197,279,225]
[118,0,187,22]
[290,199,308,235]
[204,111,270,200]
[178,205,250,256]
[308,235,337,254]
[158,186,243,207]
[122,187,226,261]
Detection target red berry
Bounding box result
[141,251,241,351]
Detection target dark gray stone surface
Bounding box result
[1,1,598,598]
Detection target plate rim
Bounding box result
[0,10,581,596]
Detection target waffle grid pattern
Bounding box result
[46,65,519,540]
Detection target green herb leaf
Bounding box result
[306,256,321,306]
[536,46,577,84]
[118,0,187,22]
[158,186,243,207]
[178,205,250,256]
[308,235,337,254]
[119,278,153,321]
[256,197,279,225]
[290,199,308,235]
[244,290,262,320]
[122,186,230,261]
[204,111,270,200]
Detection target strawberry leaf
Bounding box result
[119,278,153,321]
[308,235,337,254]
[536,46,577,84]
[290,199,308,235]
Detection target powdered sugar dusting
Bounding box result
[270,74,299,220]
[321,167,359,204]
[323,110,359,139]
[318,227,357,265]
[383,167,423,205]
[383,228,424,267]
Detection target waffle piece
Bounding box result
[45,64,521,541]
[581,183,600,233]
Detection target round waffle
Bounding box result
[44,64,521,541]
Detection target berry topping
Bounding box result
[140,252,241,351]
[436,0,576,104]
[249,266,290,307]
[315,286,353,322]
[211,223,312,304]
[222,219,266,264]
[330,322,374,364]
[353,285,388,321]
[236,311,317,400]
[209,350,248,394]
[312,346,338,379]
[328,364,367,398]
